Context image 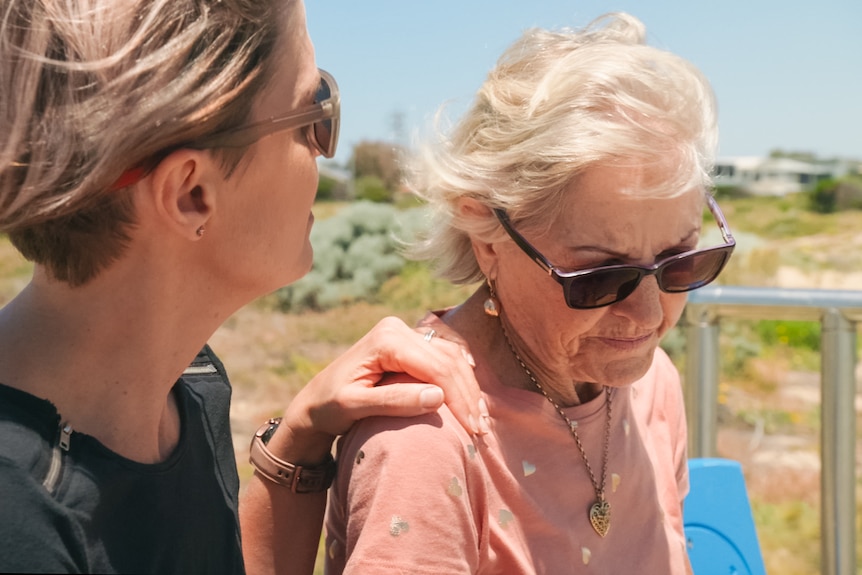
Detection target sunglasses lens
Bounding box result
[564,268,643,309]
[659,248,730,292]
[310,77,338,158]
[312,119,333,156]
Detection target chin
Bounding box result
[267,261,313,296]
[599,353,655,388]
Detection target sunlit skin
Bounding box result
[458,164,705,406]
[209,3,322,299]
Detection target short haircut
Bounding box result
[0,0,283,285]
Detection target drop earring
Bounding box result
[483,278,500,317]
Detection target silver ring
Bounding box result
[423,329,437,343]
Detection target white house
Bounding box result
[714,156,846,196]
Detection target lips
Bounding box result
[595,333,653,351]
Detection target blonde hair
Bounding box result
[0,0,282,284]
[407,13,718,285]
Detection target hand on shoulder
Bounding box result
[272,316,486,463]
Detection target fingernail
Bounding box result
[479,398,490,418]
[461,348,476,368]
[420,387,444,408]
[468,414,479,435]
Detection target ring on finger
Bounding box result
[423,329,437,343]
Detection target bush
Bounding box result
[277,202,426,312]
[354,175,393,203]
[833,179,862,210]
[713,185,750,200]
[807,179,838,213]
[756,319,820,351]
[316,175,338,201]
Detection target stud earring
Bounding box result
[484,278,500,317]
[196,225,205,237]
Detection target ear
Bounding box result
[144,149,217,240]
[458,197,500,281]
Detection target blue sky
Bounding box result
[306,1,861,166]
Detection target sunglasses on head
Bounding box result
[493,195,736,310]
[193,68,340,158]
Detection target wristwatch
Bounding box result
[248,417,336,493]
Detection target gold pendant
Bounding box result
[589,499,610,537]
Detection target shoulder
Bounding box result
[0,384,60,488]
[627,347,687,439]
[631,347,683,405]
[0,460,85,572]
[328,407,483,573]
[181,345,231,391]
[340,405,472,467]
[649,346,680,383]
[334,405,477,496]
[178,345,233,425]
[0,389,87,571]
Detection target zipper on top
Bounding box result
[42,421,72,493]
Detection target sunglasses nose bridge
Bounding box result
[645,255,697,294]
[620,266,660,300]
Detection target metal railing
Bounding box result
[683,285,859,575]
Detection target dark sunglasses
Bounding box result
[493,195,736,310]
[193,68,340,158]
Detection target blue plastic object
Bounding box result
[684,458,767,575]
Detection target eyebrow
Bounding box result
[570,227,701,261]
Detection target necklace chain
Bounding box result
[499,319,614,536]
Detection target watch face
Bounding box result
[260,419,280,444]
[260,423,278,445]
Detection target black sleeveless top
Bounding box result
[0,346,245,574]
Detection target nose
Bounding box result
[610,274,664,329]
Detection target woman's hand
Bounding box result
[275,316,486,463]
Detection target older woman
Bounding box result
[0,1,484,574]
[325,13,734,574]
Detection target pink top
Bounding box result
[325,325,690,574]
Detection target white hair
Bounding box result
[406,12,718,285]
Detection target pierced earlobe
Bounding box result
[196,225,205,238]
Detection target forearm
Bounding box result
[240,413,334,575]
[240,475,327,575]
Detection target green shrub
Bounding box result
[713,185,750,200]
[354,175,393,203]
[807,179,838,213]
[379,262,477,313]
[718,320,762,380]
[756,320,820,351]
[277,202,426,312]
[316,175,338,201]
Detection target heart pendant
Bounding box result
[589,499,611,537]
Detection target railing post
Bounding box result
[819,308,857,575]
[684,305,720,458]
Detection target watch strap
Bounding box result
[248,418,336,493]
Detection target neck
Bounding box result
[444,288,603,406]
[0,263,236,463]
[498,313,603,406]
